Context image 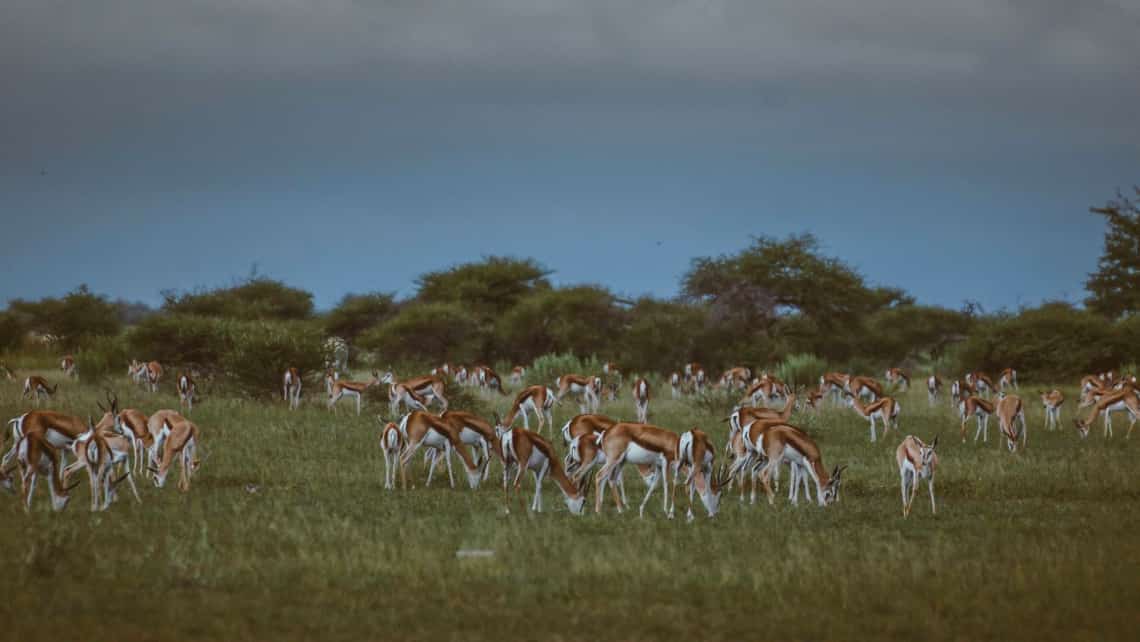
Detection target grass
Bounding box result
[1,370,1138,641]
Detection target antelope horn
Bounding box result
[111,471,130,487]
[64,479,82,492]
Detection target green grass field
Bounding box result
[1,369,1137,641]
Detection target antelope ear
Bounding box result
[930,435,939,449]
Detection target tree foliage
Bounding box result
[416,256,551,318]
[494,286,623,362]
[1085,187,1140,318]
[358,302,482,366]
[324,292,398,343]
[6,285,122,349]
[162,278,314,321]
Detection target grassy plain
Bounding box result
[1,367,1137,641]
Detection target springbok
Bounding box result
[1040,390,1064,431]
[670,372,683,399]
[283,367,303,410]
[632,378,650,423]
[718,367,752,391]
[439,409,504,483]
[1074,387,1139,439]
[734,421,846,506]
[503,385,557,434]
[397,411,485,490]
[22,376,57,407]
[381,372,449,413]
[743,378,788,408]
[725,397,802,505]
[927,375,942,406]
[60,355,76,378]
[965,372,996,397]
[845,393,900,442]
[820,372,850,404]
[958,395,994,443]
[129,360,163,392]
[494,420,588,515]
[602,362,623,384]
[328,371,381,416]
[377,420,403,490]
[149,415,201,492]
[846,376,882,401]
[897,435,938,517]
[509,366,526,385]
[556,374,599,413]
[684,363,707,393]
[2,410,89,510]
[178,373,196,414]
[885,368,910,391]
[66,415,139,511]
[999,368,1019,391]
[995,393,1028,452]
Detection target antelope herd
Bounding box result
[2,355,1137,521]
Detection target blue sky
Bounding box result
[1,1,1137,312]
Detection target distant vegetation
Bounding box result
[2,188,1137,386]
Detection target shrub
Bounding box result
[5,285,122,349]
[357,303,483,366]
[525,353,602,388]
[773,353,829,391]
[74,335,132,383]
[162,277,314,321]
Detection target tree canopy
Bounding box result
[162,277,314,321]
[1085,187,1140,318]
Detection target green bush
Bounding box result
[74,335,132,383]
[773,353,829,391]
[162,277,314,321]
[357,303,483,366]
[5,285,122,350]
[525,353,602,388]
[128,315,328,397]
[0,312,24,353]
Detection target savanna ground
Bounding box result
[1,363,1137,642]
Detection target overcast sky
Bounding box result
[1,1,1137,311]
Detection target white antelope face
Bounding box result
[920,437,938,474]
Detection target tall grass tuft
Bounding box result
[774,353,829,390]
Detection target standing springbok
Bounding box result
[927,374,943,406]
[845,393,900,442]
[897,435,938,518]
[377,419,403,490]
[283,367,302,410]
[965,371,996,397]
[820,372,850,405]
[60,355,76,378]
[632,378,650,423]
[67,416,138,511]
[129,360,164,393]
[381,372,449,413]
[958,395,994,443]
[22,376,57,407]
[494,420,587,515]
[669,372,683,399]
[178,373,196,414]
[602,362,623,384]
[885,368,910,391]
[846,376,882,401]
[556,374,599,413]
[503,385,557,434]
[1040,390,1064,431]
[327,371,381,416]
[999,368,1019,391]
[509,366,526,386]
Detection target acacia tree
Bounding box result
[1085,187,1140,318]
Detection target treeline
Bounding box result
[2,228,1137,395]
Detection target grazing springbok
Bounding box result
[819,372,850,405]
[846,375,882,401]
[999,368,1019,391]
[494,421,588,515]
[995,393,1028,452]
[1074,387,1140,439]
[22,376,57,407]
[927,374,942,406]
[885,368,910,391]
[66,416,138,511]
[503,385,557,434]
[735,421,846,507]
[397,411,485,490]
[632,378,650,423]
[2,410,89,510]
[897,435,938,518]
[725,397,801,505]
[439,409,504,483]
[845,393,900,442]
[178,373,196,414]
[559,414,630,497]
[556,374,599,413]
[473,365,508,396]
[149,415,201,492]
[958,395,994,443]
[1040,390,1064,431]
[114,406,153,475]
[377,420,403,490]
[60,355,76,378]
[327,371,381,416]
[283,367,303,410]
[381,372,448,413]
[726,395,796,457]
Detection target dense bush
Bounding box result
[357,303,482,366]
[524,353,603,389]
[495,286,623,363]
[74,335,132,383]
[162,278,314,321]
[955,303,1120,382]
[773,353,829,391]
[128,314,328,397]
[6,285,122,349]
[0,312,23,353]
